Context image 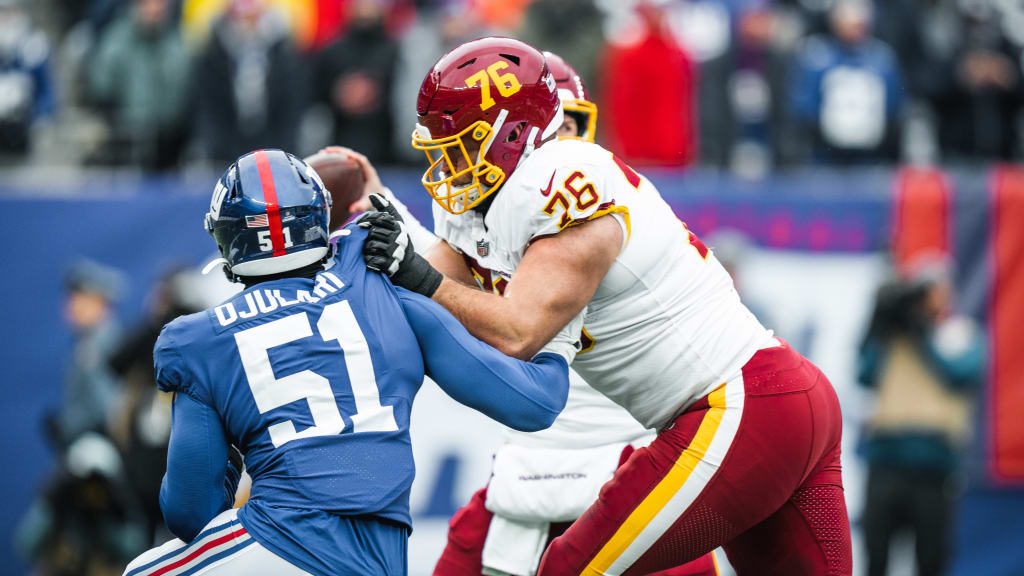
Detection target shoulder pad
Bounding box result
[497,142,627,244]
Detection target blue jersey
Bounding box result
[153,226,570,575]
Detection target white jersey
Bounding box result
[434,139,774,429]
[382,189,649,448]
[451,201,651,448]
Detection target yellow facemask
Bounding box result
[411,120,506,215]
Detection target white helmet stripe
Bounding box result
[483,109,510,158]
[542,101,564,140]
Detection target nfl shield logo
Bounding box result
[476,239,489,257]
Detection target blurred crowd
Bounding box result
[16,262,213,576]
[0,0,1022,177]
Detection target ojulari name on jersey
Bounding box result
[213,271,346,327]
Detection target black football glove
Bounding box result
[360,194,443,297]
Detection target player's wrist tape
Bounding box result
[393,252,443,298]
[360,206,443,297]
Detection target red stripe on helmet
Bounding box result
[253,150,287,257]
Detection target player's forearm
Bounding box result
[400,290,569,430]
[160,394,234,542]
[159,476,215,542]
[424,240,476,287]
[432,277,552,360]
[427,219,619,359]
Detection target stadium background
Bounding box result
[1,0,1023,575]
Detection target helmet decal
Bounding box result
[251,150,288,257]
[205,149,332,280]
[209,180,229,221]
[413,37,561,214]
[464,61,523,111]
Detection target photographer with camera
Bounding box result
[858,253,985,576]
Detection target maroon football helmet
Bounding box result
[413,37,562,214]
[543,51,598,142]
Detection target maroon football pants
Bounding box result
[537,342,852,576]
[433,458,718,576]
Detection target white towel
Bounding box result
[485,442,631,523]
[481,515,549,576]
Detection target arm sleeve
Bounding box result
[397,289,569,432]
[159,393,234,542]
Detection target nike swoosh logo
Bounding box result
[540,172,556,196]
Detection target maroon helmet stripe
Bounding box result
[253,150,287,257]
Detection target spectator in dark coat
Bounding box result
[88,0,190,169]
[694,1,803,175]
[194,0,305,164]
[935,1,1024,160]
[875,0,1024,161]
[316,0,398,165]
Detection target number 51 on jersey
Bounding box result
[234,301,398,448]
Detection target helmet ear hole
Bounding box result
[505,121,527,143]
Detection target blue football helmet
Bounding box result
[205,149,333,279]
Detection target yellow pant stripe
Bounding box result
[582,385,728,576]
